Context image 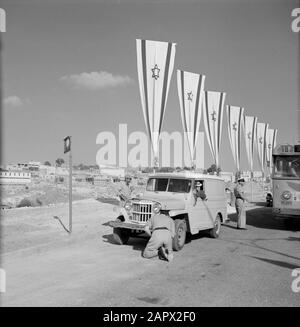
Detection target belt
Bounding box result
[153,227,169,231]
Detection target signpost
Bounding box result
[64,136,72,233]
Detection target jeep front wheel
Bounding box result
[172,219,187,251]
[209,214,221,238]
[113,218,130,245]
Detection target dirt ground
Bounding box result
[1,196,299,307]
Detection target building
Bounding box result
[219,171,234,183]
[0,171,31,184]
[99,167,125,179]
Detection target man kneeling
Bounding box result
[143,210,175,262]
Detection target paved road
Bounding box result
[1,200,300,306]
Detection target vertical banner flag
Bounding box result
[136,39,176,166]
[244,116,258,172]
[226,106,244,172]
[256,122,269,173]
[203,91,226,168]
[177,70,206,166]
[266,128,278,169]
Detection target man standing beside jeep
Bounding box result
[234,178,248,229]
[143,210,175,262]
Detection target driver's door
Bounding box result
[187,180,213,233]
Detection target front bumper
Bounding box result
[108,220,146,231]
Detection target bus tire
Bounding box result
[283,218,295,229]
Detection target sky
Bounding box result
[1,0,299,171]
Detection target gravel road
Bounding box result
[1,199,299,307]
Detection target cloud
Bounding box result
[60,71,134,90]
[3,96,24,108]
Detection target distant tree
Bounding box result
[142,167,152,173]
[55,158,65,167]
[157,167,175,173]
[44,161,51,166]
[206,164,222,175]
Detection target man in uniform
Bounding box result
[118,175,134,203]
[234,178,248,229]
[193,181,207,206]
[143,210,175,262]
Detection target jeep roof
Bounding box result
[148,171,225,181]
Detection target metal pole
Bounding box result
[251,171,253,203]
[69,138,72,233]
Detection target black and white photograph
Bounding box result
[0,0,299,312]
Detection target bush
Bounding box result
[17,198,33,208]
[17,197,43,208]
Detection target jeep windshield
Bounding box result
[146,178,192,193]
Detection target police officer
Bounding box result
[118,175,134,203]
[234,178,247,229]
[143,210,175,262]
[193,181,207,206]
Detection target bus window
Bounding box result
[274,156,300,178]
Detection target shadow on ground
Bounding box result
[102,233,147,255]
[227,207,300,232]
[96,197,120,206]
[248,256,300,270]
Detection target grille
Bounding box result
[131,201,153,223]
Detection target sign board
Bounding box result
[64,136,71,154]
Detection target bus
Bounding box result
[272,144,300,226]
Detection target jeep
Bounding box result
[108,172,227,251]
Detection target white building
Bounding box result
[219,171,234,182]
[0,171,31,184]
[100,167,125,178]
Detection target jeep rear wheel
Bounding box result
[209,214,221,238]
[113,218,130,245]
[172,219,187,251]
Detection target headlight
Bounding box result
[153,202,162,214]
[124,200,132,211]
[281,191,292,200]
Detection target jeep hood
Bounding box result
[133,192,186,210]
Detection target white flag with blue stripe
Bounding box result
[203,91,226,168]
[226,106,244,172]
[256,122,269,173]
[177,70,205,166]
[244,116,257,172]
[136,39,176,166]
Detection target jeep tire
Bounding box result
[209,214,221,238]
[283,218,295,229]
[113,218,130,245]
[172,219,187,251]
